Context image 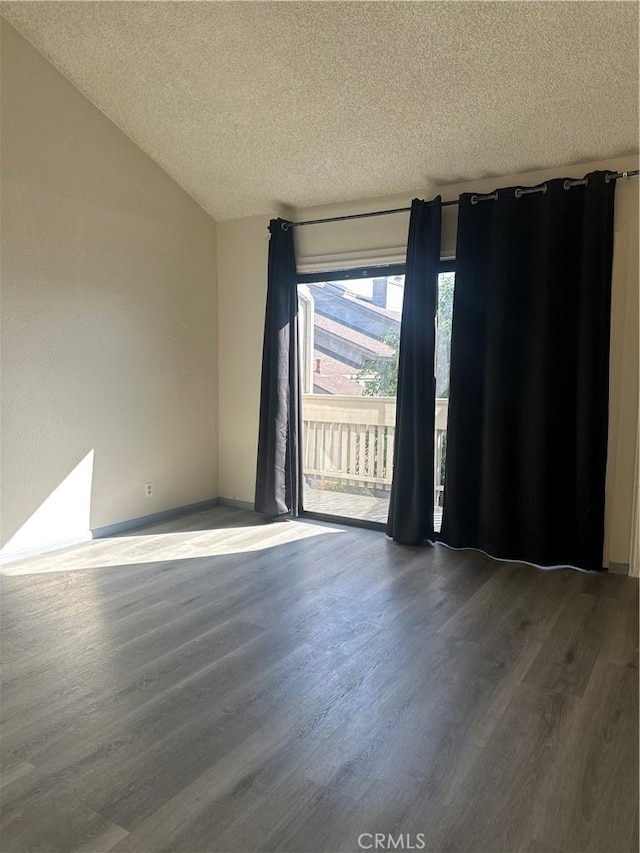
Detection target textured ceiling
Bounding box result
[2,1,638,220]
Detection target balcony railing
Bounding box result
[302,394,448,507]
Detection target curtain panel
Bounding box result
[440,172,616,571]
[387,197,442,545]
[255,219,303,517]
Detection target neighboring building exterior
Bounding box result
[307,279,401,395]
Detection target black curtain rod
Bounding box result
[286,169,639,229]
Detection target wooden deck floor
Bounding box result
[303,486,444,529]
[1,506,638,853]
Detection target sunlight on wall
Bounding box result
[1,450,94,560]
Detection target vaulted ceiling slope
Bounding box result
[2,1,638,220]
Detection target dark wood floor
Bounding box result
[1,506,638,853]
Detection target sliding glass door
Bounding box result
[298,270,403,524]
[298,266,454,528]
[434,268,455,531]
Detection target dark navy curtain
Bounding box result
[440,172,616,571]
[255,220,303,517]
[387,197,442,544]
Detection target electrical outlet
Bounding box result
[145,482,153,498]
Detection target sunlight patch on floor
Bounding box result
[1,520,344,576]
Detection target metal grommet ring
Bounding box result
[470,195,478,205]
[542,184,548,193]
[514,188,523,199]
[281,221,290,231]
[563,180,571,191]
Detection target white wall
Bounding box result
[217,155,639,572]
[1,21,218,558]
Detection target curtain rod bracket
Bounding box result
[603,170,639,183]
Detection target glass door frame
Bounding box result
[297,260,454,532]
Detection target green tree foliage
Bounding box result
[357,330,400,396]
[356,273,456,399]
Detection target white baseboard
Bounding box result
[0,534,92,565]
[218,497,255,511]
